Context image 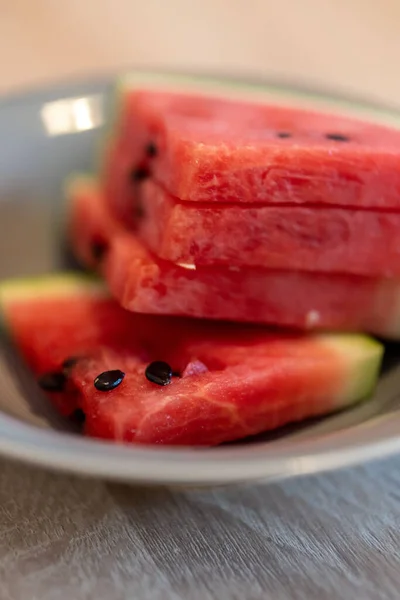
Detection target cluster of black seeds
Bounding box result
[38,359,178,397]
[276,131,350,142]
[90,362,178,390]
[325,133,350,142]
[129,141,159,220]
[88,143,159,266]
[131,142,158,182]
[38,356,86,422]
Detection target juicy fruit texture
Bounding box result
[68,176,400,338]
[131,178,400,276]
[102,86,400,225]
[0,274,383,445]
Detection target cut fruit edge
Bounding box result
[66,174,400,340]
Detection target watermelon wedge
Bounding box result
[0,273,383,446]
[123,177,400,276]
[67,176,400,338]
[102,86,400,223]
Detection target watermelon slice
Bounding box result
[102,86,400,224]
[67,176,400,338]
[122,177,400,276]
[0,273,383,446]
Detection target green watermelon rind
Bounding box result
[0,273,107,341]
[114,70,400,128]
[0,272,107,307]
[320,334,384,404]
[93,70,400,183]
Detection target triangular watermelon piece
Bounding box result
[101,86,400,225]
[67,176,400,339]
[0,273,383,446]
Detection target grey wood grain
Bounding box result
[0,458,399,599]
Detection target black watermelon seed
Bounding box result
[145,141,158,157]
[71,408,86,424]
[145,361,173,386]
[325,133,349,142]
[62,356,80,373]
[277,131,291,138]
[94,369,125,392]
[38,372,66,392]
[91,240,108,263]
[130,166,150,182]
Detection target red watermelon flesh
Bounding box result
[127,177,400,276]
[102,87,400,222]
[68,176,400,339]
[0,274,383,445]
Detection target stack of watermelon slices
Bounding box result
[70,80,400,338]
[3,75,397,446]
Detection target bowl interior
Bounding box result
[0,73,400,485]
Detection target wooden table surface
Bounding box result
[1,2,400,599]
